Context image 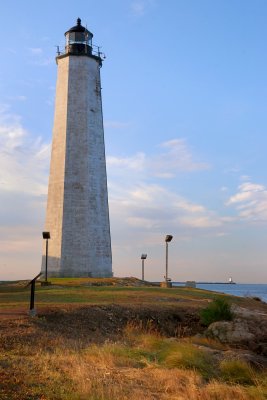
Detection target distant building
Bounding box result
[186,281,196,288]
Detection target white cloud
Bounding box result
[179,215,222,228]
[240,175,251,182]
[109,183,226,233]
[107,152,146,171]
[33,58,54,67]
[0,108,238,280]
[0,110,228,243]
[107,137,209,179]
[29,47,43,55]
[0,109,49,278]
[224,166,241,174]
[7,95,27,102]
[130,0,155,16]
[104,120,130,129]
[106,137,220,249]
[28,47,53,66]
[226,181,267,221]
[151,139,210,176]
[131,1,146,16]
[0,108,50,195]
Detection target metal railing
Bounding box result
[56,44,106,60]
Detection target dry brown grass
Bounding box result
[3,347,262,400]
[1,320,266,400]
[1,281,267,400]
[14,350,267,399]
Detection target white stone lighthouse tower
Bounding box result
[41,18,112,277]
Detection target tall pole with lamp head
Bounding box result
[42,232,50,283]
[141,254,147,281]
[165,235,173,283]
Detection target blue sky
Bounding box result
[0,0,267,282]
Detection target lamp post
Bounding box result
[141,254,147,281]
[42,232,50,283]
[165,235,173,283]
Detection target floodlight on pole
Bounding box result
[42,232,50,282]
[141,254,147,281]
[165,235,173,243]
[165,235,173,283]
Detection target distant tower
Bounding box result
[41,18,112,277]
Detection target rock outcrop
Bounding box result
[206,305,267,356]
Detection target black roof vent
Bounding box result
[65,18,92,36]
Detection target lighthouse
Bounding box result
[41,18,112,277]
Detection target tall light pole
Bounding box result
[165,235,173,283]
[42,232,50,283]
[141,254,147,281]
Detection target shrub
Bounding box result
[200,298,233,326]
[219,360,255,385]
[159,342,216,379]
[252,296,262,302]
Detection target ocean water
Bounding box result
[172,283,267,303]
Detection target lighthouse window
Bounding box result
[68,32,76,43]
[75,32,85,42]
[67,32,88,45]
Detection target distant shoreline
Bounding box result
[177,282,236,285]
[198,282,236,285]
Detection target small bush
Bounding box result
[200,298,233,326]
[219,360,255,385]
[252,296,262,302]
[159,342,216,379]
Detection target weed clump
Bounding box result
[219,360,255,385]
[161,342,215,379]
[200,298,233,326]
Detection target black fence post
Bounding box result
[26,272,42,317]
[30,280,35,311]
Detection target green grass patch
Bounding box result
[0,283,222,309]
[0,279,263,316]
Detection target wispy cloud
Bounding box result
[104,120,131,129]
[0,108,49,278]
[28,47,53,66]
[0,110,224,244]
[0,107,240,280]
[0,107,50,195]
[106,137,227,254]
[107,138,210,178]
[109,182,226,234]
[107,152,145,171]
[130,0,155,16]
[224,166,241,174]
[7,95,27,102]
[28,47,43,55]
[240,175,251,182]
[32,58,54,67]
[226,181,267,221]
[151,139,210,177]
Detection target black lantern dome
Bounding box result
[65,18,93,55]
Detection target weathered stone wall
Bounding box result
[42,54,112,277]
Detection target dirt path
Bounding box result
[0,308,28,320]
